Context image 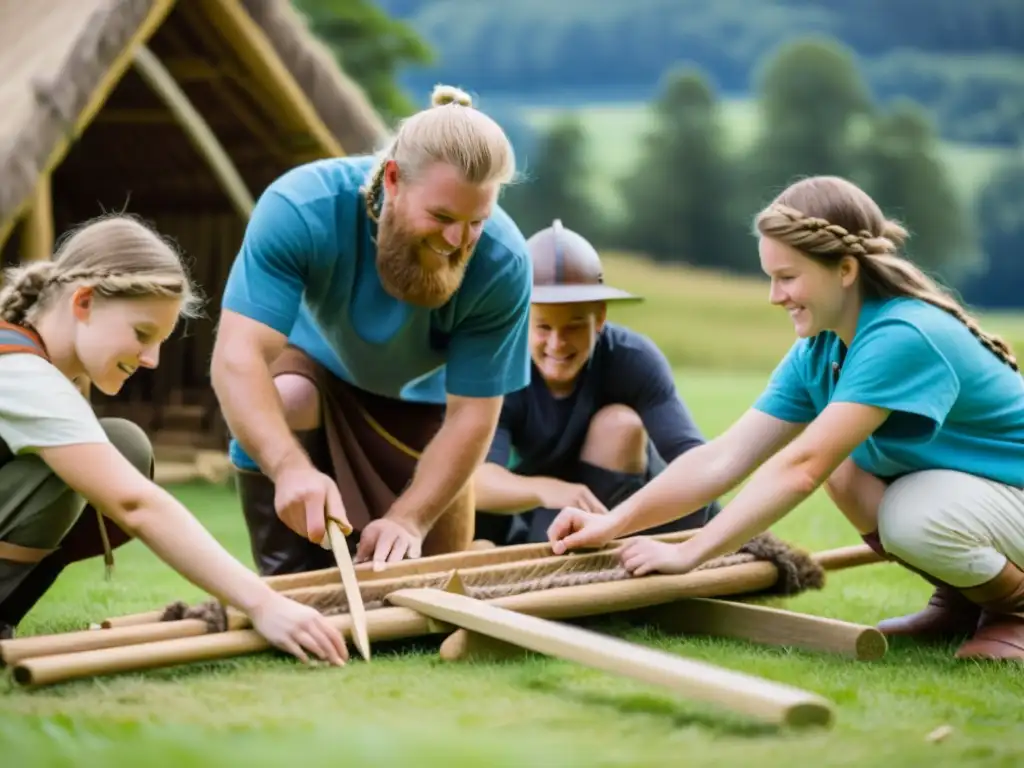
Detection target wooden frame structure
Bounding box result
[0,0,390,456]
[1,532,887,729]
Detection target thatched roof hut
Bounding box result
[0,0,391,452]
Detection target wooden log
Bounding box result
[1,612,249,667]
[389,588,835,729]
[623,598,888,661]
[12,559,780,687]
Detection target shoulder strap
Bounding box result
[0,321,49,360]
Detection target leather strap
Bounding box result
[0,540,55,564]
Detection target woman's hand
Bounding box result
[248,592,349,666]
[547,507,624,554]
[619,538,699,577]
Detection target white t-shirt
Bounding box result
[0,353,109,454]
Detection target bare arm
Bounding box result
[38,441,284,615]
[675,402,889,567]
[473,463,547,514]
[388,394,503,534]
[210,310,306,480]
[606,407,806,537]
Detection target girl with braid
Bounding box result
[0,214,348,667]
[548,175,1024,661]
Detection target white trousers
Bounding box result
[878,469,1024,588]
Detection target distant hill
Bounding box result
[372,0,1024,146]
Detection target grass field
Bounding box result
[596,251,1024,372]
[3,370,1023,767]
[517,99,1013,222]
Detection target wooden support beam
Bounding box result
[18,175,54,262]
[626,598,888,661]
[388,588,835,729]
[439,598,887,663]
[132,45,254,219]
[195,0,345,158]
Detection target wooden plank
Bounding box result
[327,519,370,661]
[387,588,835,729]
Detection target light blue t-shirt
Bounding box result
[754,296,1024,486]
[222,155,533,470]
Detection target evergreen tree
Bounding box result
[292,0,435,123]
[499,116,602,240]
[749,37,874,194]
[856,99,978,280]
[615,67,744,269]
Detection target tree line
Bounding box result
[500,37,1024,306]
[372,0,1024,146]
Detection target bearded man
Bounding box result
[211,85,532,575]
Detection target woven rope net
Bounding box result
[161,531,824,630]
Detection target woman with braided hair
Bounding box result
[0,214,348,667]
[547,174,1024,661]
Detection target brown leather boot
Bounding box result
[861,531,982,640]
[954,561,1024,660]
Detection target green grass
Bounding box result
[518,98,1013,220]
[3,371,1023,766]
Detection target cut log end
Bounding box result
[853,628,888,661]
[784,700,835,729]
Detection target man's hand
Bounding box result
[533,477,608,515]
[354,518,423,571]
[273,463,351,545]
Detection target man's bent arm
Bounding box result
[387,395,502,533]
[211,310,309,480]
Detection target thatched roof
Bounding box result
[0,0,389,242]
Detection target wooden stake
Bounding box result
[388,588,834,729]
[132,44,255,219]
[327,519,370,661]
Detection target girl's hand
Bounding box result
[619,538,698,577]
[248,592,349,666]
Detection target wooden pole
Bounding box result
[18,175,53,262]
[388,588,834,729]
[132,44,255,219]
[622,598,888,661]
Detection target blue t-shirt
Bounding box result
[222,155,533,470]
[754,296,1024,486]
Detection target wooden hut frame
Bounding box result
[0,0,390,457]
[1,531,887,728]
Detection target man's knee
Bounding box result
[580,405,647,473]
[99,418,153,478]
[275,374,322,431]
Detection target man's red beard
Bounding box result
[375,209,473,309]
